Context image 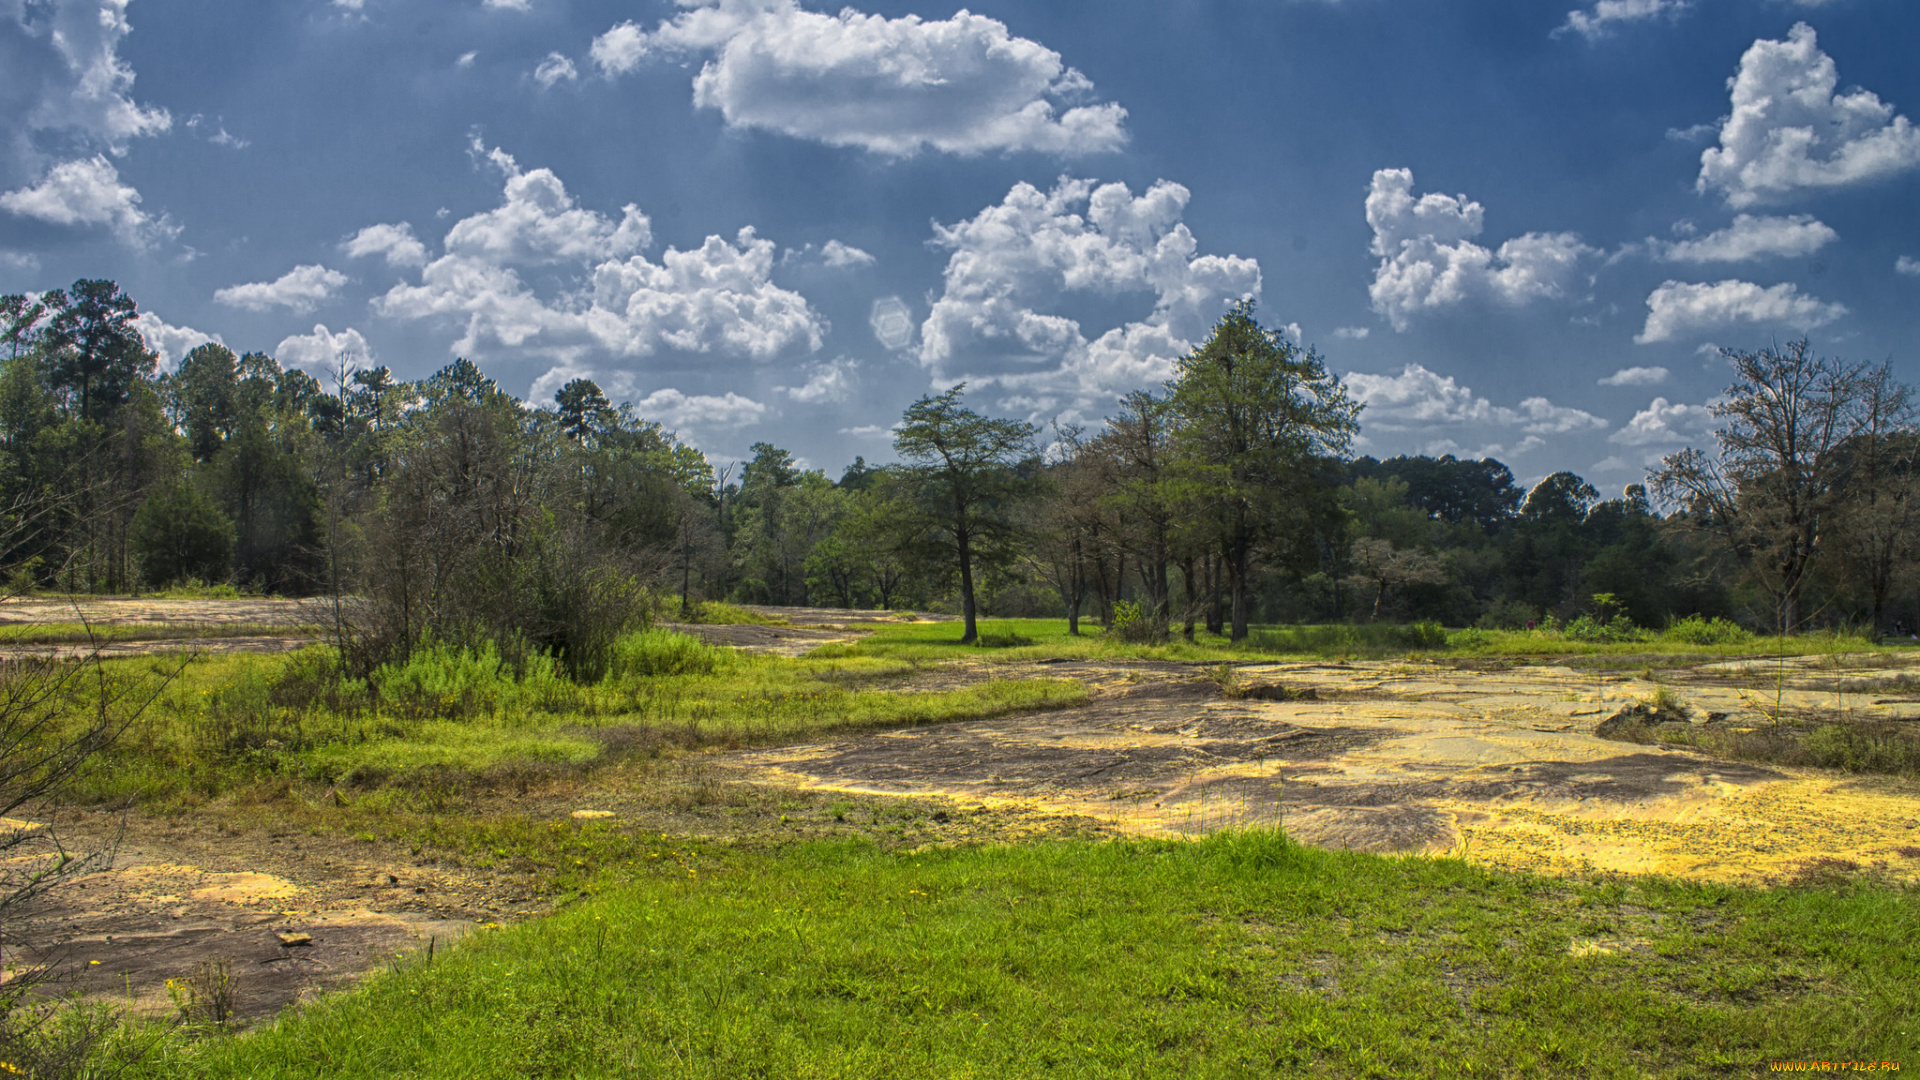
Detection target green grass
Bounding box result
[128,832,1918,1079]
[678,601,789,626]
[820,616,1898,665]
[70,633,1085,804]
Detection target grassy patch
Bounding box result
[823,616,1904,665]
[69,634,1084,805]
[1600,713,1920,778]
[678,601,789,626]
[128,832,1918,1079]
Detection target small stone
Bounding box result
[571,810,614,821]
[275,932,313,947]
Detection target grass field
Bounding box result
[819,615,1896,664]
[124,831,1915,1079]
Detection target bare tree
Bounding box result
[1651,340,1897,633]
[1829,367,1920,633]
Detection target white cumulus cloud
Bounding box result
[274,324,373,373]
[1598,366,1669,387]
[778,356,857,404]
[1897,256,1920,276]
[342,222,429,267]
[370,144,824,364]
[1365,168,1593,331]
[1555,0,1689,41]
[1610,397,1715,446]
[1697,23,1920,207]
[589,0,1127,157]
[633,388,768,430]
[1332,326,1370,340]
[135,312,221,372]
[819,239,874,268]
[533,52,577,88]
[0,155,171,246]
[5,0,172,158]
[918,176,1260,422]
[444,142,651,265]
[215,264,350,313]
[1346,363,1605,437]
[1636,278,1846,343]
[1650,213,1836,263]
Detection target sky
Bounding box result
[3,0,1917,488]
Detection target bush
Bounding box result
[1104,600,1165,644]
[607,629,737,679]
[1563,614,1643,643]
[1662,615,1751,646]
[1396,620,1448,649]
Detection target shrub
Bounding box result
[1663,615,1751,646]
[607,629,736,679]
[1396,620,1448,649]
[1104,600,1164,644]
[1564,614,1642,643]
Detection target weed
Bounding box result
[167,960,235,1027]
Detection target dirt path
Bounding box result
[731,655,1920,885]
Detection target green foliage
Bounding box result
[130,483,234,587]
[1103,599,1161,644]
[606,628,736,678]
[1663,615,1752,645]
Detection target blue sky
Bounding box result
[3,0,1916,487]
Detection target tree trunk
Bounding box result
[1205,551,1225,636]
[1229,542,1251,644]
[1180,555,1197,642]
[957,529,978,644]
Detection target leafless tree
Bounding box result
[1651,340,1901,633]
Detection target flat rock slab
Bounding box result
[731,659,1920,884]
[11,859,471,1025]
[0,597,324,627]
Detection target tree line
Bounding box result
[5,282,1918,663]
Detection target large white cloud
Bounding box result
[776,356,857,404]
[916,176,1259,421]
[632,387,768,430]
[0,154,170,245]
[1636,278,1846,343]
[2,0,171,160]
[274,323,373,374]
[1651,214,1836,263]
[1,2,172,249]
[1345,363,1606,436]
[589,0,1127,157]
[1697,23,1920,207]
[134,311,220,372]
[1609,397,1715,446]
[444,143,650,265]
[1555,0,1688,41]
[371,144,824,364]
[1365,169,1592,331]
[341,222,428,267]
[214,264,349,313]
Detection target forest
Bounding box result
[5,279,1919,661]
